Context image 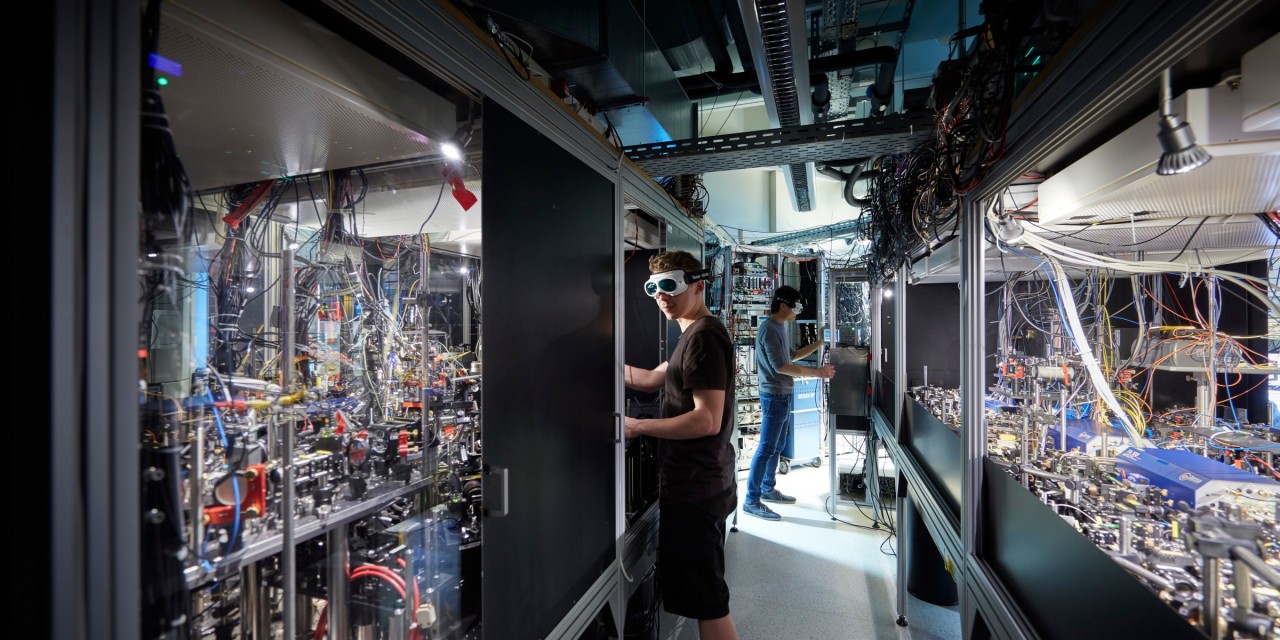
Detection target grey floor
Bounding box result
[658,458,961,640]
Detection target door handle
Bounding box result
[483,464,509,517]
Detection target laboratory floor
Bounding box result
[658,453,962,640]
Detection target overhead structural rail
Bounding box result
[746,217,870,248]
[624,112,935,175]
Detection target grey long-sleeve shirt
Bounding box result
[755,317,793,396]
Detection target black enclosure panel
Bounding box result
[626,248,663,404]
[482,100,616,639]
[876,374,896,429]
[905,282,1000,390]
[906,283,961,389]
[880,280,896,382]
[875,280,897,428]
[829,346,871,418]
[903,397,961,519]
[798,258,820,322]
[981,459,1206,640]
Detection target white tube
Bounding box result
[1045,258,1145,447]
[1033,365,1072,381]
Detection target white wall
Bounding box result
[704,167,864,242]
[772,170,863,231]
[703,168,773,240]
[697,102,770,137]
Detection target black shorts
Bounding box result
[657,489,735,620]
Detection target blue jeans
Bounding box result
[746,392,792,504]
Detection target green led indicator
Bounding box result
[157,77,169,87]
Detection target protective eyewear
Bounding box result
[644,269,710,298]
[775,296,803,314]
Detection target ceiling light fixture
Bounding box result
[1155,68,1212,176]
[440,123,473,162]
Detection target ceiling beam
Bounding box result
[624,111,933,175]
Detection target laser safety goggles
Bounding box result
[644,269,711,298]
[774,295,803,315]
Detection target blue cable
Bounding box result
[1223,371,1241,428]
[201,529,215,571]
[203,389,241,557]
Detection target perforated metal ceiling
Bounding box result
[1044,155,1280,224]
[1028,215,1277,254]
[159,0,456,191]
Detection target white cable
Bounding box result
[1045,257,1146,447]
[992,212,1280,318]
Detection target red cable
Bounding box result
[350,568,406,600]
[1164,275,1193,326]
[223,180,276,228]
[312,604,329,640]
[397,557,422,628]
[351,565,406,588]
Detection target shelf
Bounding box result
[184,475,433,588]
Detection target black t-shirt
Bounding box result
[658,315,736,512]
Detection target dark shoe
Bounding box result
[743,501,781,520]
[761,489,797,504]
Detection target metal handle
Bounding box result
[484,464,509,517]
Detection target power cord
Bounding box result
[824,494,896,536]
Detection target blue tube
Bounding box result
[1222,371,1241,428]
[203,389,240,555]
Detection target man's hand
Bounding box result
[815,364,836,379]
[624,416,643,439]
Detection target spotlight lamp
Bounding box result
[441,124,473,162]
[1155,68,1211,176]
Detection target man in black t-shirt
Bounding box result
[624,250,738,640]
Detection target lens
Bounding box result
[659,278,679,293]
[213,474,249,506]
[645,282,659,296]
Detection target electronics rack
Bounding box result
[732,258,773,434]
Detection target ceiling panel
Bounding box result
[1027,215,1277,253]
[158,0,456,190]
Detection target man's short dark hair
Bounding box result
[649,250,703,274]
[771,285,801,313]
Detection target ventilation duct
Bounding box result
[467,0,692,144]
[737,0,816,211]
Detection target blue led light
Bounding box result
[148,53,182,78]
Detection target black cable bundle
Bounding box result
[860,3,1064,285]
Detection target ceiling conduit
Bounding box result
[681,46,899,114]
[738,0,816,211]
